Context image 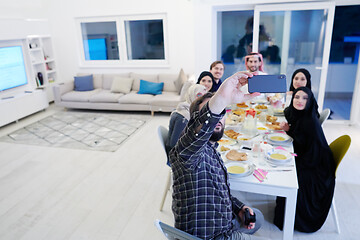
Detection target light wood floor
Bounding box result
[0,105,359,240]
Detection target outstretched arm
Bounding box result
[209,71,260,114]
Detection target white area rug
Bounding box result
[0,112,150,152]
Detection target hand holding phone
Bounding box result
[248,74,287,93]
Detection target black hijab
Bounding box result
[285,87,318,125]
[289,68,312,92]
[196,71,215,92]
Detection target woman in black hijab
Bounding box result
[285,68,319,117]
[274,87,336,233]
[196,71,216,92]
[289,68,312,92]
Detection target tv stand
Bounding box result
[0,90,48,127]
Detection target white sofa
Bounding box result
[53,71,192,115]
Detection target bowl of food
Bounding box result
[256,126,268,134]
[237,136,253,148]
[225,162,254,177]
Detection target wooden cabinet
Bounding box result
[27,35,57,102]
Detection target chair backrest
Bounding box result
[157,126,170,165]
[155,219,203,240]
[319,108,331,126]
[329,135,351,176]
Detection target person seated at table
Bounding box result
[165,84,207,157]
[285,68,312,107]
[209,60,225,91]
[196,71,216,92]
[274,87,336,233]
[169,71,269,240]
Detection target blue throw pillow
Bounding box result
[138,80,164,95]
[74,75,94,91]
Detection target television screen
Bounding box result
[0,46,28,91]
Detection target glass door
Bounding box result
[253,2,335,114]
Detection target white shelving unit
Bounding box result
[0,90,48,127]
[27,35,57,102]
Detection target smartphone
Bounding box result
[248,74,287,93]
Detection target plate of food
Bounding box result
[225,149,248,162]
[265,122,282,131]
[257,126,268,133]
[255,104,268,111]
[217,145,236,153]
[251,98,268,104]
[236,102,249,109]
[273,108,284,116]
[218,138,237,146]
[265,133,293,146]
[225,162,254,177]
[224,129,241,140]
[267,133,290,142]
[225,112,244,125]
[266,148,292,162]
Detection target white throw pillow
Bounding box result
[111,77,134,94]
[175,68,187,94]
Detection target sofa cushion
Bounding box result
[103,73,130,90]
[77,73,102,89]
[180,81,194,101]
[118,91,154,104]
[111,77,134,94]
[89,90,124,103]
[130,73,158,91]
[150,92,181,107]
[175,68,187,93]
[74,75,94,91]
[158,73,178,92]
[138,80,164,95]
[61,89,101,102]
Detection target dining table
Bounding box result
[219,103,298,240]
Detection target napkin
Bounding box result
[253,168,268,182]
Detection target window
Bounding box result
[76,14,168,67]
[81,21,119,60]
[125,19,165,60]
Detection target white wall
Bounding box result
[44,0,195,82]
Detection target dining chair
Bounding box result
[155,219,202,240]
[329,134,351,234]
[319,108,331,126]
[157,125,172,211]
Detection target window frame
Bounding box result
[75,13,169,68]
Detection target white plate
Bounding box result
[217,144,237,153]
[217,138,237,146]
[251,99,268,104]
[224,150,248,162]
[273,108,284,116]
[223,128,242,140]
[266,148,292,162]
[267,133,290,142]
[225,162,254,177]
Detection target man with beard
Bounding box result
[245,53,266,75]
[169,72,268,240]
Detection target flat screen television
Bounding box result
[0,45,28,91]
